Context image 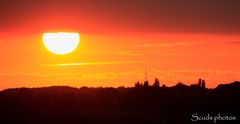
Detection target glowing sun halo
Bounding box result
[42,32,80,55]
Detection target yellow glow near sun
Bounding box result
[42,32,80,55]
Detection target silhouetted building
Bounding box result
[198,78,202,87]
[197,78,207,89]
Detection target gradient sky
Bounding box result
[0,0,240,89]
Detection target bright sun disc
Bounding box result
[42,32,80,55]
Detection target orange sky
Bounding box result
[0,0,240,89]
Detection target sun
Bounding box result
[42,32,80,55]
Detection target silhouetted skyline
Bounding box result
[0,80,239,123]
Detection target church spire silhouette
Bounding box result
[145,66,148,81]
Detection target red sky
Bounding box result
[0,0,240,89]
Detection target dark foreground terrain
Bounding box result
[0,80,239,124]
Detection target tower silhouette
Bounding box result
[145,66,148,81]
[198,78,202,87]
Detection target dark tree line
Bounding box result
[0,79,239,124]
[135,78,160,88]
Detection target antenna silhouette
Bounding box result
[145,66,148,81]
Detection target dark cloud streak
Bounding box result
[1,0,240,34]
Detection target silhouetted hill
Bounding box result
[0,81,239,124]
[216,81,240,92]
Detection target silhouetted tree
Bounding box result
[143,80,149,88]
[134,81,142,88]
[153,78,160,88]
[162,84,167,88]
